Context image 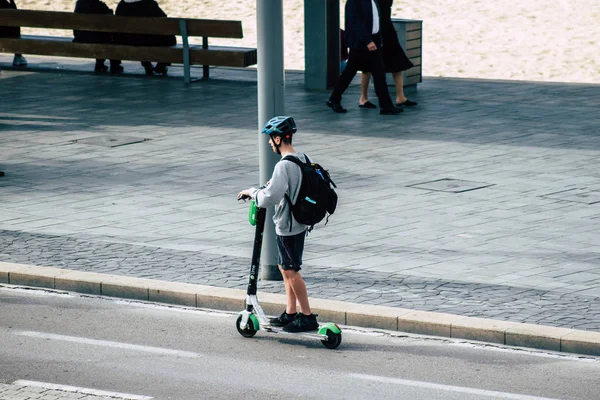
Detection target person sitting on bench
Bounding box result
[73,0,123,73]
[115,0,176,76]
[0,0,27,67]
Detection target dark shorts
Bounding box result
[277,231,306,271]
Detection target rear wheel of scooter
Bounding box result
[321,330,342,349]
[236,314,258,338]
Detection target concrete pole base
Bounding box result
[261,264,283,281]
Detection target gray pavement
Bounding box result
[3,287,599,400]
[1,55,600,332]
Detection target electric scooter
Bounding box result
[235,198,342,349]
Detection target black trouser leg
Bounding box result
[329,48,362,104]
[368,51,394,110]
[141,61,154,75]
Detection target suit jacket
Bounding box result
[344,0,381,50]
[115,0,176,47]
[73,0,115,44]
[0,0,20,38]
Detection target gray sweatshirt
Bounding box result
[249,153,309,236]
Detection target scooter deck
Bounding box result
[262,326,327,340]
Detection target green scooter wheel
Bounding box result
[321,330,342,349]
[236,314,258,338]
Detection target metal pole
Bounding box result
[257,0,284,281]
[179,20,191,85]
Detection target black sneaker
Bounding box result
[269,311,297,327]
[282,313,319,332]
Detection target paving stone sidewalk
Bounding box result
[1,56,600,332]
[2,230,600,331]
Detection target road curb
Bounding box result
[2,261,599,357]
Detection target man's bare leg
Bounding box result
[279,265,298,314]
[282,268,311,315]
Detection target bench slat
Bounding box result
[0,10,243,38]
[190,46,258,68]
[0,36,256,67]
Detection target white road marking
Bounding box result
[350,373,563,400]
[13,380,152,399]
[0,285,74,297]
[17,331,200,358]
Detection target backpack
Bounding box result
[283,154,337,232]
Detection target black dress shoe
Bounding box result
[110,65,124,74]
[380,107,403,115]
[94,64,108,73]
[327,100,347,113]
[358,101,377,109]
[154,65,168,76]
[396,99,418,107]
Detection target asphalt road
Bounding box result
[0,285,598,400]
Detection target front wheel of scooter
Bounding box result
[321,331,342,349]
[236,314,258,338]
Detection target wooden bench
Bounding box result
[0,9,257,84]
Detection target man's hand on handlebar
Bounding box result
[237,190,253,202]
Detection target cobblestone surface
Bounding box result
[2,229,600,331]
[1,58,600,334]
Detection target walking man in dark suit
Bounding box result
[327,0,401,115]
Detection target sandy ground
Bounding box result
[14,0,600,83]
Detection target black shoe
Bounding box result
[94,63,108,73]
[282,313,319,332]
[396,99,418,107]
[144,65,155,76]
[326,100,347,114]
[110,65,124,74]
[380,106,403,115]
[358,101,377,109]
[269,311,297,327]
[154,65,168,76]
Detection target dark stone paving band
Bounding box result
[2,230,599,331]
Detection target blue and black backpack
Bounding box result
[283,154,337,232]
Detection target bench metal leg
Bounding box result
[203,36,209,79]
[179,20,191,85]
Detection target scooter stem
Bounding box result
[246,207,267,299]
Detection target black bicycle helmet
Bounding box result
[261,116,297,138]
